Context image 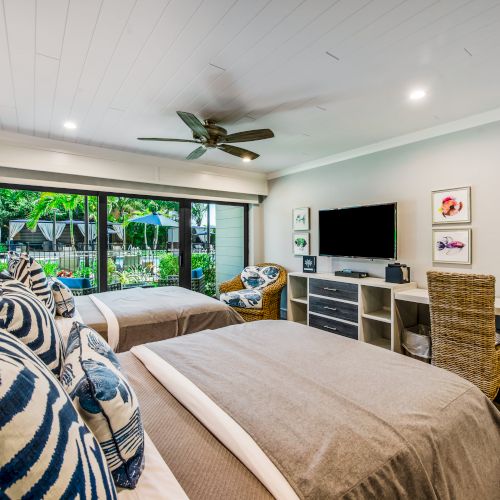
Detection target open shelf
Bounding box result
[362,308,391,323]
[290,296,307,304]
[361,317,392,350]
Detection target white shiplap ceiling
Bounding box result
[1,0,500,177]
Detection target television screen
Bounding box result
[319,203,397,259]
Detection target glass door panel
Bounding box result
[106,196,180,290]
[0,187,99,295]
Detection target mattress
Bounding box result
[75,285,243,352]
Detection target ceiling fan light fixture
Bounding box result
[242,157,251,163]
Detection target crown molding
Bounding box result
[267,106,500,180]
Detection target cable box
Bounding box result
[335,270,368,279]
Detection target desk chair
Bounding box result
[427,271,500,401]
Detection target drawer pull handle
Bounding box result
[324,287,338,292]
[324,325,337,331]
[323,306,337,311]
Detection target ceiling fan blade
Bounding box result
[176,111,210,140]
[186,146,207,160]
[223,129,274,143]
[137,137,200,143]
[218,144,259,160]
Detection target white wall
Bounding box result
[262,121,500,291]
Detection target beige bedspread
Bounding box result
[143,320,500,499]
[75,286,243,352]
[119,351,272,500]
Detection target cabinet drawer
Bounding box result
[308,314,358,340]
[309,279,358,302]
[309,296,358,323]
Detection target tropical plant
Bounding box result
[158,253,179,280]
[192,203,208,227]
[39,260,59,277]
[107,196,143,249]
[27,192,83,248]
[0,261,8,274]
[192,252,216,296]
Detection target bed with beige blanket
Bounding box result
[119,320,500,500]
[74,286,243,352]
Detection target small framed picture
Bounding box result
[431,186,471,224]
[293,232,310,256]
[432,228,471,265]
[293,207,310,230]
[303,255,317,273]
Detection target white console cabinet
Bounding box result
[287,272,416,353]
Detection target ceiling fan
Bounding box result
[137,111,274,161]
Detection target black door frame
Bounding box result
[0,182,249,291]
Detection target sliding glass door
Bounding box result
[1,184,248,296]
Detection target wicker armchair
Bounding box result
[219,263,287,322]
[427,271,500,400]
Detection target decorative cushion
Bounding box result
[220,289,263,309]
[241,265,280,290]
[8,252,56,316]
[0,329,117,499]
[0,278,64,376]
[60,322,145,489]
[51,278,76,318]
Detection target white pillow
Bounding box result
[241,265,280,290]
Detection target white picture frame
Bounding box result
[432,228,472,265]
[431,186,471,224]
[293,232,310,256]
[293,207,310,231]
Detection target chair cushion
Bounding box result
[8,252,56,316]
[60,322,145,489]
[0,329,117,499]
[220,289,263,309]
[51,278,76,318]
[0,278,64,376]
[241,265,280,290]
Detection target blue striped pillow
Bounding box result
[0,278,64,376]
[0,329,117,499]
[8,252,56,316]
[51,278,76,318]
[60,322,145,489]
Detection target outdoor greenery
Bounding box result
[1,189,218,296]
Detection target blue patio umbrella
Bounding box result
[128,213,179,249]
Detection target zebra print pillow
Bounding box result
[60,322,145,489]
[8,252,56,316]
[0,278,64,376]
[51,278,76,318]
[0,329,117,499]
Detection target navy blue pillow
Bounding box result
[60,322,145,489]
[0,329,117,498]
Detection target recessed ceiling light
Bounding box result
[408,89,427,101]
[63,121,77,130]
[242,157,251,163]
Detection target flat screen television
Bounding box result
[319,202,397,259]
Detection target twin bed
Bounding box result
[71,285,244,351]
[119,320,499,499]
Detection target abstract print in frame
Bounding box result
[431,186,471,224]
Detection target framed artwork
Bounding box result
[293,207,310,230]
[303,255,317,273]
[431,186,471,224]
[293,232,310,256]
[432,228,471,265]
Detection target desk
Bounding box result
[395,288,500,315]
